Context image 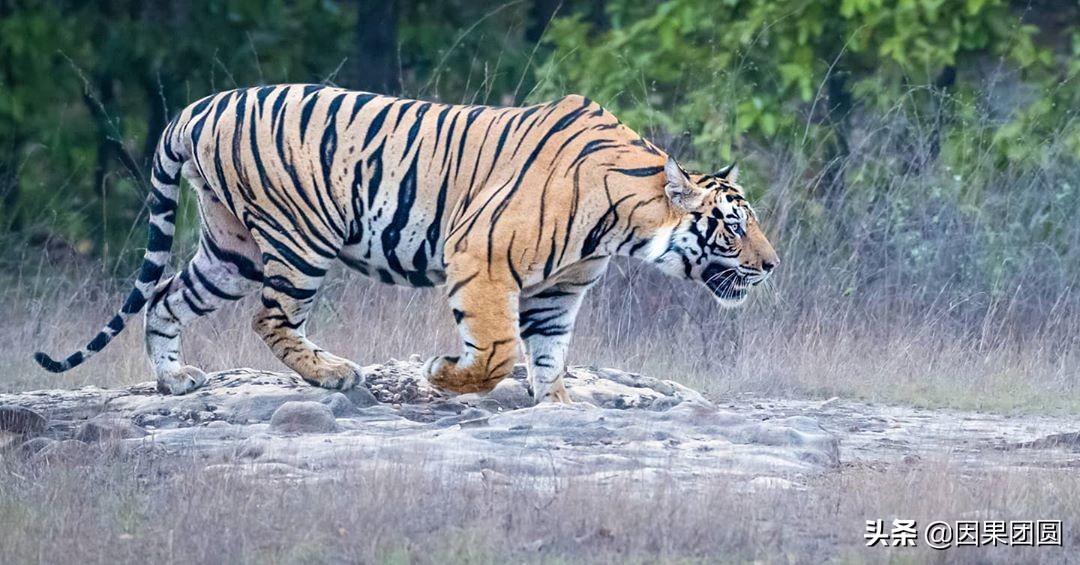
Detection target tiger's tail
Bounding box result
[34,118,187,373]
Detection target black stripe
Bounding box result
[447,272,478,298]
[86,332,110,353]
[191,262,245,300]
[611,166,664,177]
[299,92,320,143]
[265,275,319,300]
[121,288,147,314]
[147,329,179,340]
[136,261,165,285]
[506,233,523,289]
[147,223,173,253]
[180,289,214,316]
[253,229,329,277]
[106,315,125,333]
[203,235,262,281]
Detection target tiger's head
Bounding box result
[648,157,779,307]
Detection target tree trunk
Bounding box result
[344,0,400,94]
[0,144,19,231]
[819,70,851,207]
[141,76,170,169]
[88,73,115,198]
[526,0,561,44]
[928,65,956,164]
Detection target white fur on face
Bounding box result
[715,293,748,308]
[645,225,675,263]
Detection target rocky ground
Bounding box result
[2,359,1078,489]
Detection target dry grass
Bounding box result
[0,449,1077,564]
[7,253,1079,414]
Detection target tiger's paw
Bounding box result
[157,365,208,396]
[424,355,499,395]
[532,377,573,405]
[299,359,363,391]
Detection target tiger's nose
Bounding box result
[761,259,777,272]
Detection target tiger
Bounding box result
[34,85,778,403]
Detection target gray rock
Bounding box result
[1012,431,1080,450]
[19,436,55,457]
[269,401,339,433]
[132,412,169,428]
[321,393,359,417]
[0,404,47,436]
[0,361,856,483]
[229,397,303,424]
[75,417,148,442]
[435,407,492,428]
[342,385,379,408]
[485,379,533,409]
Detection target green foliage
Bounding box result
[1,0,354,261]
[530,0,1079,314]
[398,0,537,102]
[534,0,1069,168]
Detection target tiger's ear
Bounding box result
[713,163,739,183]
[664,157,707,213]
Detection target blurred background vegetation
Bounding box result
[2,0,1078,407]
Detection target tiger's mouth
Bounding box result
[701,264,748,306]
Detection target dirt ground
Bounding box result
[1,361,1077,563]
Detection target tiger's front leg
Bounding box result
[519,257,608,403]
[424,270,520,394]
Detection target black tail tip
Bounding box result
[33,352,68,373]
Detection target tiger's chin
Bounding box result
[713,285,749,308]
[701,265,749,307]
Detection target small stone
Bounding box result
[75,418,148,443]
[486,379,533,409]
[818,397,842,409]
[132,413,168,428]
[269,401,339,433]
[342,385,378,408]
[321,393,359,417]
[0,404,47,436]
[435,408,490,428]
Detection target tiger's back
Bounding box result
[180,85,642,289]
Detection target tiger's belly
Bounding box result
[337,228,447,288]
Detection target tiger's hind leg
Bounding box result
[146,170,263,395]
[519,258,608,404]
[249,235,361,391]
[425,270,520,394]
